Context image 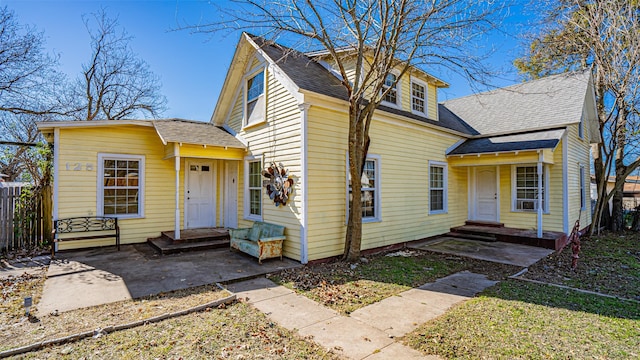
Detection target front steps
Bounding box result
[148,228,230,255]
[448,221,567,250]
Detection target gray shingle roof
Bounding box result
[250,35,475,135]
[153,119,245,148]
[448,128,565,155]
[442,71,590,136]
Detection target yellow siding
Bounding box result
[496,145,564,232]
[567,123,592,228]
[448,151,551,167]
[176,144,245,160]
[56,126,183,250]
[306,105,467,261]
[228,65,304,260]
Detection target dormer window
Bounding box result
[411,78,428,116]
[382,72,399,106]
[244,69,265,127]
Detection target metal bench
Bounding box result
[52,216,120,257]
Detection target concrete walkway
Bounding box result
[226,271,497,360]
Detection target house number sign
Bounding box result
[65,162,94,171]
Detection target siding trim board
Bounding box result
[299,103,310,264]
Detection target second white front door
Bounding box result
[475,167,498,222]
[186,161,215,228]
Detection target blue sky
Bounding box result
[2,0,534,121]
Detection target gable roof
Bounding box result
[153,119,245,148]
[442,71,592,137]
[246,35,475,135]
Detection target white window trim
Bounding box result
[410,77,428,117]
[428,161,448,215]
[97,153,145,219]
[578,111,585,139]
[243,65,266,128]
[381,70,401,109]
[346,154,382,223]
[579,164,586,210]
[511,164,550,214]
[243,155,263,221]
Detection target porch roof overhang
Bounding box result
[153,119,247,160]
[446,128,564,166]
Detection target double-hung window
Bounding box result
[411,79,427,116]
[245,158,262,220]
[513,165,547,212]
[348,156,381,222]
[98,154,144,218]
[382,73,398,106]
[429,161,447,214]
[245,69,265,126]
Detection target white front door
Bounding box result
[475,167,498,222]
[224,161,238,228]
[185,161,215,228]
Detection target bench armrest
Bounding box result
[259,236,285,242]
[229,228,251,239]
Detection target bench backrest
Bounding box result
[55,217,118,233]
[248,221,285,241]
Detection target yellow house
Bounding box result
[37,33,599,263]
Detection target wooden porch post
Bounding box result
[175,155,181,240]
[537,153,543,238]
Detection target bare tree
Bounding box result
[515,0,640,233]
[75,10,166,120]
[0,6,67,183]
[194,0,502,261]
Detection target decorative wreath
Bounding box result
[262,162,294,207]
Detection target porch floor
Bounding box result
[449,222,568,251]
[148,228,230,255]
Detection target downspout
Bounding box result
[299,103,310,264]
[537,152,543,238]
[53,128,60,253]
[174,143,181,240]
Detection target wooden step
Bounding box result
[446,231,497,242]
[464,220,504,228]
[147,236,230,255]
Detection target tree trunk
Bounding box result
[344,104,366,262]
[612,107,627,231]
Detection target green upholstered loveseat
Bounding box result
[229,222,285,264]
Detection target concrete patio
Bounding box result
[38,244,300,314]
[409,236,555,267]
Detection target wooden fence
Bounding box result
[0,183,52,253]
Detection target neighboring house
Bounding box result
[591,175,640,212]
[37,33,599,263]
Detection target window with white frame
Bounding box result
[98,154,144,218]
[429,162,447,214]
[245,158,262,219]
[348,156,380,221]
[244,69,265,126]
[382,72,399,105]
[513,165,547,212]
[579,164,586,210]
[411,79,427,116]
[578,113,584,139]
